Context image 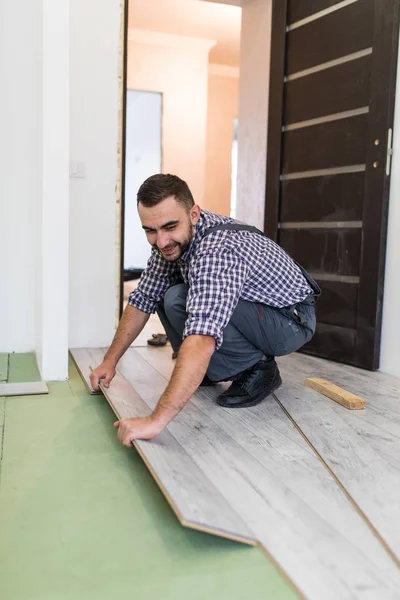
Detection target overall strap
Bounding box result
[203,223,321,298]
[204,223,265,238]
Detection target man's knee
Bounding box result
[164,284,188,318]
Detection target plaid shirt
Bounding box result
[128,210,313,350]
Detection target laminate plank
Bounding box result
[92,364,255,545]
[135,345,315,451]
[275,354,400,564]
[0,381,48,397]
[285,353,400,437]
[69,349,102,394]
[0,354,8,382]
[119,348,400,599]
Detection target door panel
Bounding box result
[314,281,359,329]
[286,0,374,75]
[284,55,371,124]
[280,172,365,222]
[287,0,346,24]
[265,0,400,369]
[282,114,367,173]
[304,324,357,361]
[279,229,362,276]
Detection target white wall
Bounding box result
[236,0,272,230]
[127,31,215,207]
[379,38,400,378]
[0,0,42,353]
[69,0,122,348]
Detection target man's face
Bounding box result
[138,196,201,262]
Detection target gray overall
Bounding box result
[156,224,321,382]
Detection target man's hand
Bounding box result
[114,416,163,445]
[90,359,116,391]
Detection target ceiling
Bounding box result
[128,0,242,66]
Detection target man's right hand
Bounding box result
[89,360,116,391]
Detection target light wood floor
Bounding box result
[70,346,400,600]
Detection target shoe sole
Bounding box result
[216,376,282,409]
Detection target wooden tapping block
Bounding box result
[305,378,366,410]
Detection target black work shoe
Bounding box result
[199,374,217,387]
[216,359,282,408]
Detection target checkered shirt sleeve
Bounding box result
[128,251,181,314]
[183,246,249,350]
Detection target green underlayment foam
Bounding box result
[0,354,298,600]
[0,353,8,382]
[7,352,41,383]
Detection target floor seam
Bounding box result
[272,391,400,570]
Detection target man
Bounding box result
[90,174,319,446]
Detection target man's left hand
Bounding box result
[114,416,163,446]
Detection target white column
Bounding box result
[37,0,70,379]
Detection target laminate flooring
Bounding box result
[0,381,48,397]
[71,346,400,600]
[274,353,400,566]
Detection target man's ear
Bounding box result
[190,204,201,226]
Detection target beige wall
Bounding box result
[205,71,239,215]
[127,33,214,205]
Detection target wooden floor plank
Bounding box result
[0,381,48,397]
[118,348,400,600]
[275,354,400,566]
[69,349,102,394]
[85,347,256,545]
[0,354,8,382]
[292,354,400,438]
[100,370,255,544]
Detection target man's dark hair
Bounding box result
[137,174,195,211]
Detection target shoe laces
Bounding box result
[235,361,275,391]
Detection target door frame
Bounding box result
[264,0,400,369]
[118,0,130,319]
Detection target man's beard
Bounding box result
[154,227,193,262]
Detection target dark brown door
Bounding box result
[265,0,400,369]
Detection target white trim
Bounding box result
[128,28,216,52]
[287,0,358,32]
[283,107,369,131]
[285,48,373,82]
[281,164,366,181]
[209,64,240,78]
[279,221,362,229]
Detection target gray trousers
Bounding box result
[157,284,316,382]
